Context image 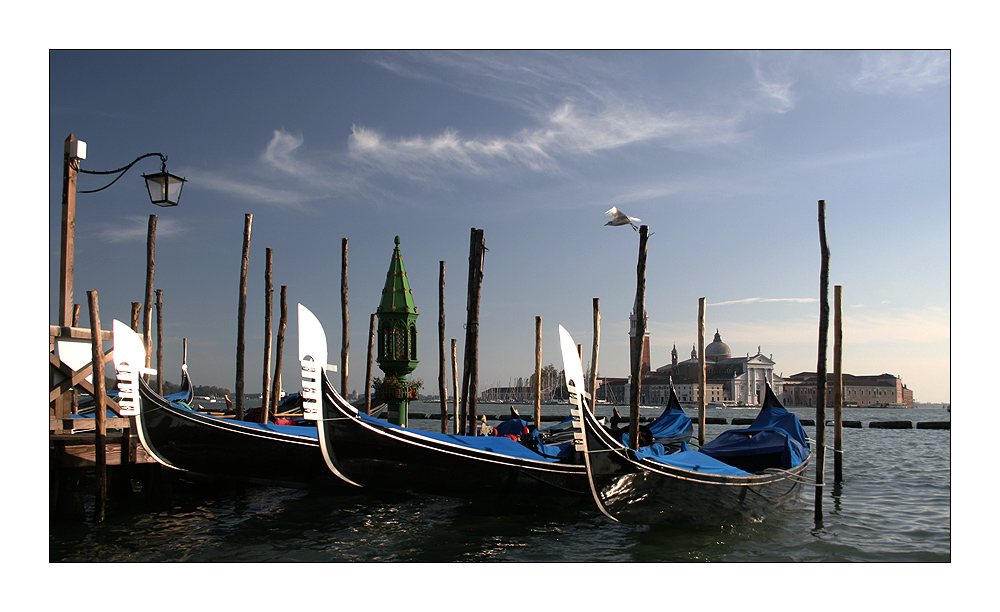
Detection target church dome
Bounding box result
[706,330,731,361]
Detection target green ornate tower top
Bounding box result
[378,236,418,315]
[375,236,419,426]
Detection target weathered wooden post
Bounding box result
[365,313,376,415]
[59,135,80,328]
[155,289,164,394]
[143,215,157,370]
[816,199,830,522]
[834,284,844,483]
[698,297,707,447]
[451,339,459,434]
[628,225,648,449]
[130,302,141,332]
[235,213,252,420]
[590,298,600,411]
[271,286,287,414]
[460,229,485,434]
[534,316,542,430]
[438,261,448,433]
[375,236,420,426]
[262,248,273,422]
[342,238,350,397]
[71,305,81,415]
[87,290,107,524]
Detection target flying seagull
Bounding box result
[605,206,640,230]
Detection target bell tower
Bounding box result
[628,296,651,378]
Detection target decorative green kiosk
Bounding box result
[374,236,420,426]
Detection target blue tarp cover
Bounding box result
[699,388,809,469]
[641,448,752,476]
[495,418,531,438]
[646,405,694,442]
[358,412,560,462]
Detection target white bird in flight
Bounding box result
[605,206,640,230]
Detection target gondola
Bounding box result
[559,325,811,525]
[297,304,593,508]
[112,320,338,488]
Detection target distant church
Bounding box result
[651,330,781,405]
[599,327,781,407]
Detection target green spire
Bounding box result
[377,236,418,315]
[375,236,419,426]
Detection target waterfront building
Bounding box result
[782,372,914,408]
[594,330,781,406]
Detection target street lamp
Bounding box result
[58,133,186,326]
[142,160,187,208]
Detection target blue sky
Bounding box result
[42,50,951,402]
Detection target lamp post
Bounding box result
[58,133,186,327]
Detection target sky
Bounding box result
[40,49,953,403]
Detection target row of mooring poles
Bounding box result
[231,214,297,424]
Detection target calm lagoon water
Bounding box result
[49,404,950,565]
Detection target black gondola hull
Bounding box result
[136,377,335,487]
[580,405,810,525]
[318,375,591,508]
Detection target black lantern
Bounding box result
[142,162,187,207]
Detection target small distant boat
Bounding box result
[559,325,811,525]
[112,320,338,489]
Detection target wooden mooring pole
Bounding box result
[155,289,163,394]
[365,313,376,415]
[628,226,648,449]
[341,238,350,397]
[451,339,459,434]
[590,298,600,411]
[235,213,252,420]
[816,199,830,522]
[460,228,485,435]
[698,297,707,447]
[86,290,107,524]
[130,302,141,332]
[262,248,273,423]
[438,261,448,433]
[271,286,287,414]
[534,316,542,430]
[834,284,844,483]
[143,215,157,370]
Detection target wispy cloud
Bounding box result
[747,51,797,113]
[347,101,742,182]
[189,167,314,208]
[95,215,186,243]
[710,297,818,307]
[261,129,312,178]
[851,51,950,93]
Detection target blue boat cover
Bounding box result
[358,412,560,463]
[646,400,694,443]
[700,386,808,469]
[641,448,752,476]
[495,418,531,438]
